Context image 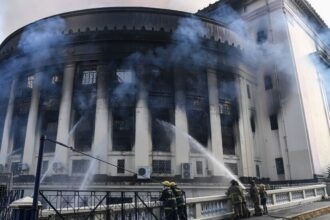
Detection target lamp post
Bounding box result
[31,135,45,220]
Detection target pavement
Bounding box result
[247,200,330,220]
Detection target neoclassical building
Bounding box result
[0,0,329,189]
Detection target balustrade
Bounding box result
[36,184,327,220]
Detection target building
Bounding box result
[0,0,329,191]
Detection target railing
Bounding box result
[34,184,328,220]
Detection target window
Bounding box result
[196,161,203,175]
[41,161,49,175]
[81,70,97,85]
[74,110,95,151]
[250,116,256,133]
[269,114,278,130]
[187,109,210,148]
[264,75,273,90]
[11,162,21,176]
[27,75,34,89]
[112,107,135,151]
[225,163,238,175]
[152,160,171,174]
[117,159,125,174]
[42,110,59,153]
[51,74,62,85]
[116,69,134,84]
[256,165,260,177]
[257,30,267,44]
[12,116,28,152]
[72,160,90,174]
[151,108,172,152]
[247,84,251,99]
[221,115,235,155]
[275,158,285,175]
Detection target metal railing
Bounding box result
[35,184,327,220]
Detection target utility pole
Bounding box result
[32,135,45,220]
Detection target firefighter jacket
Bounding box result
[160,187,177,210]
[249,185,260,203]
[171,186,186,207]
[226,185,243,204]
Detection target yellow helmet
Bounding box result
[162,181,171,187]
[170,182,177,187]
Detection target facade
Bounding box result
[0,0,329,190]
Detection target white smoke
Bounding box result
[0,0,219,44]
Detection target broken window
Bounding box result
[152,160,171,174]
[221,114,235,155]
[42,110,59,153]
[151,108,173,152]
[73,110,95,152]
[112,107,135,151]
[187,109,210,149]
[11,114,28,153]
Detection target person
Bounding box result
[249,180,262,216]
[226,179,244,219]
[160,180,177,220]
[259,184,268,214]
[241,193,251,218]
[170,182,187,220]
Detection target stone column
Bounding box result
[92,64,109,175]
[22,73,41,175]
[0,79,17,166]
[236,76,255,177]
[207,69,224,176]
[174,68,190,175]
[54,63,76,174]
[134,70,151,170]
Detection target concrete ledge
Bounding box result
[288,205,330,220]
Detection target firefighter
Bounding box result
[226,180,243,219]
[170,182,187,220]
[249,180,262,216]
[259,184,268,214]
[160,180,177,220]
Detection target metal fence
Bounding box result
[0,189,24,219]
[39,190,163,220]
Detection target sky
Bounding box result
[0,0,329,44]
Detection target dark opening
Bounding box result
[257,30,267,44]
[250,115,256,133]
[196,161,203,175]
[117,159,125,174]
[225,163,238,175]
[151,108,173,152]
[264,75,273,90]
[221,114,236,155]
[187,109,210,148]
[269,114,278,130]
[73,110,95,151]
[256,164,260,177]
[275,158,285,175]
[42,110,59,153]
[247,84,251,99]
[112,107,135,151]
